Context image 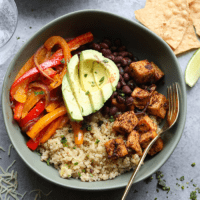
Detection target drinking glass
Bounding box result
[0,0,18,65]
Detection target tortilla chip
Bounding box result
[135,0,189,49]
[174,17,200,55]
[188,0,200,36]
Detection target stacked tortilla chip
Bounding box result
[135,0,200,55]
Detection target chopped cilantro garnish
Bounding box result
[34,91,44,96]
[144,176,153,184]
[74,162,78,165]
[181,186,184,190]
[95,139,100,144]
[87,155,89,158]
[102,60,108,63]
[156,171,164,179]
[89,173,93,177]
[99,76,105,85]
[109,116,115,122]
[73,147,76,149]
[94,71,98,74]
[78,172,81,177]
[85,91,89,95]
[84,74,88,77]
[191,163,196,167]
[17,37,20,40]
[193,184,197,187]
[61,136,68,147]
[46,158,50,166]
[82,169,86,173]
[180,176,184,181]
[37,152,41,156]
[196,187,200,193]
[60,58,65,64]
[190,191,197,200]
[154,198,157,200]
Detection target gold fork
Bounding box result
[121,82,180,200]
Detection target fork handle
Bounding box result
[121,135,160,200]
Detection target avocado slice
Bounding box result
[79,50,104,111]
[67,54,93,116]
[62,74,83,121]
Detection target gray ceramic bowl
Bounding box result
[2,10,187,190]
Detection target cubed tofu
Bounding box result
[131,87,150,109]
[113,111,138,134]
[104,138,128,158]
[148,137,164,156]
[136,115,157,133]
[126,130,142,156]
[147,91,168,119]
[139,130,158,148]
[129,60,155,84]
[151,62,164,82]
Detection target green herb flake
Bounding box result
[156,171,164,179]
[109,116,115,122]
[196,187,200,193]
[78,172,81,177]
[144,176,153,184]
[102,60,108,63]
[193,184,197,187]
[87,155,89,158]
[73,147,76,149]
[181,186,184,190]
[82,169,86,173]
[99,76,105,85]
[46,158,50,166]
[17,37,20,40]
[89,173,93,177]
[37,152,41,156]
[156,189,159,193]
[94,71,98,74]
[29,27,32,29]
[84,74,88,77]
[68,165,71,169]
[95,139,100,144]
[154,198,157,200]
[180,176,184,181]
[74,162,78,165]
[60,58,65,64]
[85,91,90,95]
[34,91,44,96]
[190,191,197,200]
[87,125,92,131]
[61,136,68,147]
[191,163,196,167]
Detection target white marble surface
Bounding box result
[0,0,200,199]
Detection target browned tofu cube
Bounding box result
[139,130,158,148]
[131,87,150,109]
[113,111,138,134]
[126,130,142,156]
[148,138,164,156]
[104,138,128,158]
[129,60,155,84]
[147,91,168,119]
[115,138,128,158]
[151,62,164,82]
[136,115,157,133]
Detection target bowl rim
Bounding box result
[2,9,187,191]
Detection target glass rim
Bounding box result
[0,0,18,49]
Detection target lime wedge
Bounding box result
[185,48,200,87]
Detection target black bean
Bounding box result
[114,39,121,47]
[104,106,110,115]
[121,58,128,67]
[113,52,118,56]
[126,96,134,106]
[124,66,130,73]
[114,56,123,63]
[92,43,101,51]
[118,45,126,52]
[124,73,130,82]
[117,95,125,104]
[127,80,135,89]
[119,74,123,81]
[103,39,112,47]
[128,52,133,59]
[116,82,121,89]
[121,79,126,86]
[122,85,132,95]
[109,107,118,116]
[113,91,118,97]
[101,49,112,56]
[105,54,114,61]
[124,57,132,65]
[119,67,124,75]
[100,43,109,49]
[118,51,129,57]
[111,46,117,52]
[117,63,121,68]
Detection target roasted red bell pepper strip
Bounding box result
[26,125,49,151]
[10,54,63,99]
[68,32,94,51]
[14,102,24,121]
[19,99,45,128]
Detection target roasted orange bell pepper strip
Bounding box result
[26,106,67,139]
[46,100,60,112]
[40,116,64,143]
[58,116,69,129]
[14,102,24,121]
[44,36,71,89]
[70,121,84,146]
[68,32,94,51]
